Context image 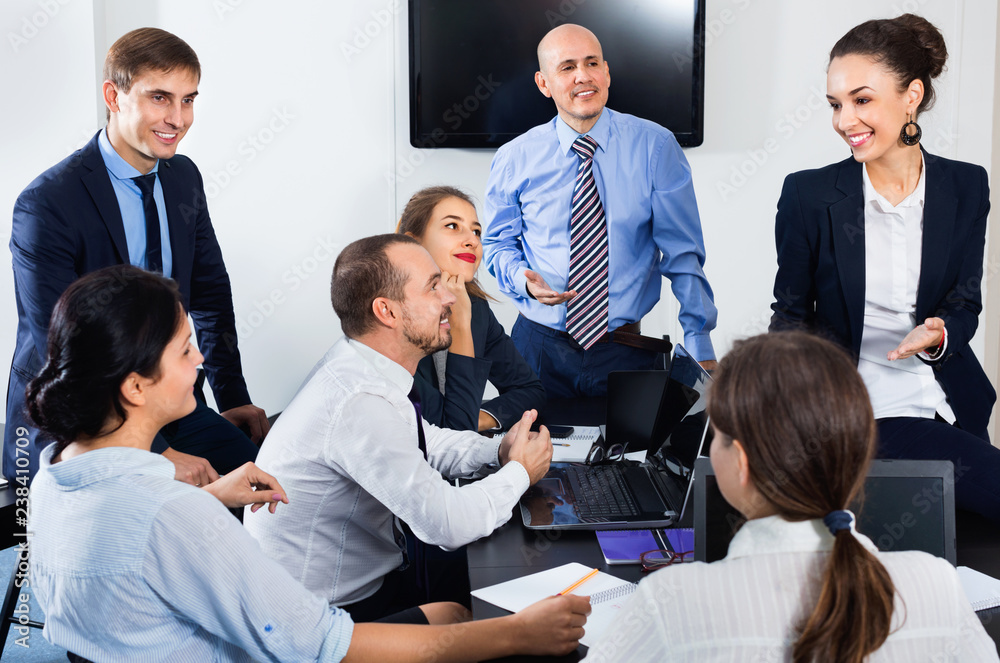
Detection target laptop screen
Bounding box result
[605,370,671,455]
[519,344,713,530]
[652,345,712,473]
[694,458,957,564]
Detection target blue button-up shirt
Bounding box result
[98,128,173,277]
[484,109,717,360]
[28,445,353,662]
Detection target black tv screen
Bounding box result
[409,0,706,149]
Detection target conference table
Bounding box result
[467,398,1000,662]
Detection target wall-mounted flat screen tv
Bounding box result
[409,0,706,149]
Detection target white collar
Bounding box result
[726,514,878,560]
[346,338,414,395]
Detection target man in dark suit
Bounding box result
[5,28,268,484]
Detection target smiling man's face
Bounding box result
[535,25,610,135]
[104,67,199,174]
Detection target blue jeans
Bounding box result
[511,316,658,399]
[877,417,1000,525]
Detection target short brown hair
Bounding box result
[103,28,201,119]
[396,186,494,302]
[331,234,420,339]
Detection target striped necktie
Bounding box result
[565,134,609,350]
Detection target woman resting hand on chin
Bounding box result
[585,332,996,662]
[398,186,545,432]
[26,265,589,662]
[769,14,1000,525]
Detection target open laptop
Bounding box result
[693,457,957,564]
[519,344,712,530]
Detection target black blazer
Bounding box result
[6,131,250,478]
[769,150,995,438]
[414,297,545,431]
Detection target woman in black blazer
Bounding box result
[770,14,1000,524]
[398,186,545,431]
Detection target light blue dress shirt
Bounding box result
[484,109,717,360]
[98,128,173,277]
[29,445,353,662]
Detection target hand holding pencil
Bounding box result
[558,568,599,596]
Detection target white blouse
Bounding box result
[584,516,996,662]
[857,157,955,422]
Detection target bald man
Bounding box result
[483,24,717,398]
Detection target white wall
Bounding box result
[0,0,100,392]
[1,0,997,421]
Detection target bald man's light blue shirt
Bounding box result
[483,109,716,360]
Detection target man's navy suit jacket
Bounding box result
[769,149,995,439]
[5,131,250,479]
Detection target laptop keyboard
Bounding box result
[567,465,639,519]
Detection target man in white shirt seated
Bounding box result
[245,234,553,621]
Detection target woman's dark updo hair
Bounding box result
[27,265,183,458]
[830,13,947,115]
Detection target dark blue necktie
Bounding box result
[132,173,162,273]
[407,386,428,460]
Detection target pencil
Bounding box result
[557,568,599,596]
[553,442,571,447]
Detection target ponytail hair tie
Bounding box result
[823,510,853,535]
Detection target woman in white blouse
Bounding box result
[585,331,995,662]
[769,13,1000,524]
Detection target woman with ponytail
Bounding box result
[770,14,1000,525]
[585,332,995,662]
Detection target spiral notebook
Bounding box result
[549,426,602,462]
[470,562,637,647]
[957,566,1000,612]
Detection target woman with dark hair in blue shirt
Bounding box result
[25,265,589,662]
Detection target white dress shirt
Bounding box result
[245,337,530,606]
[584,516,995,662]
[858,158,955,422]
